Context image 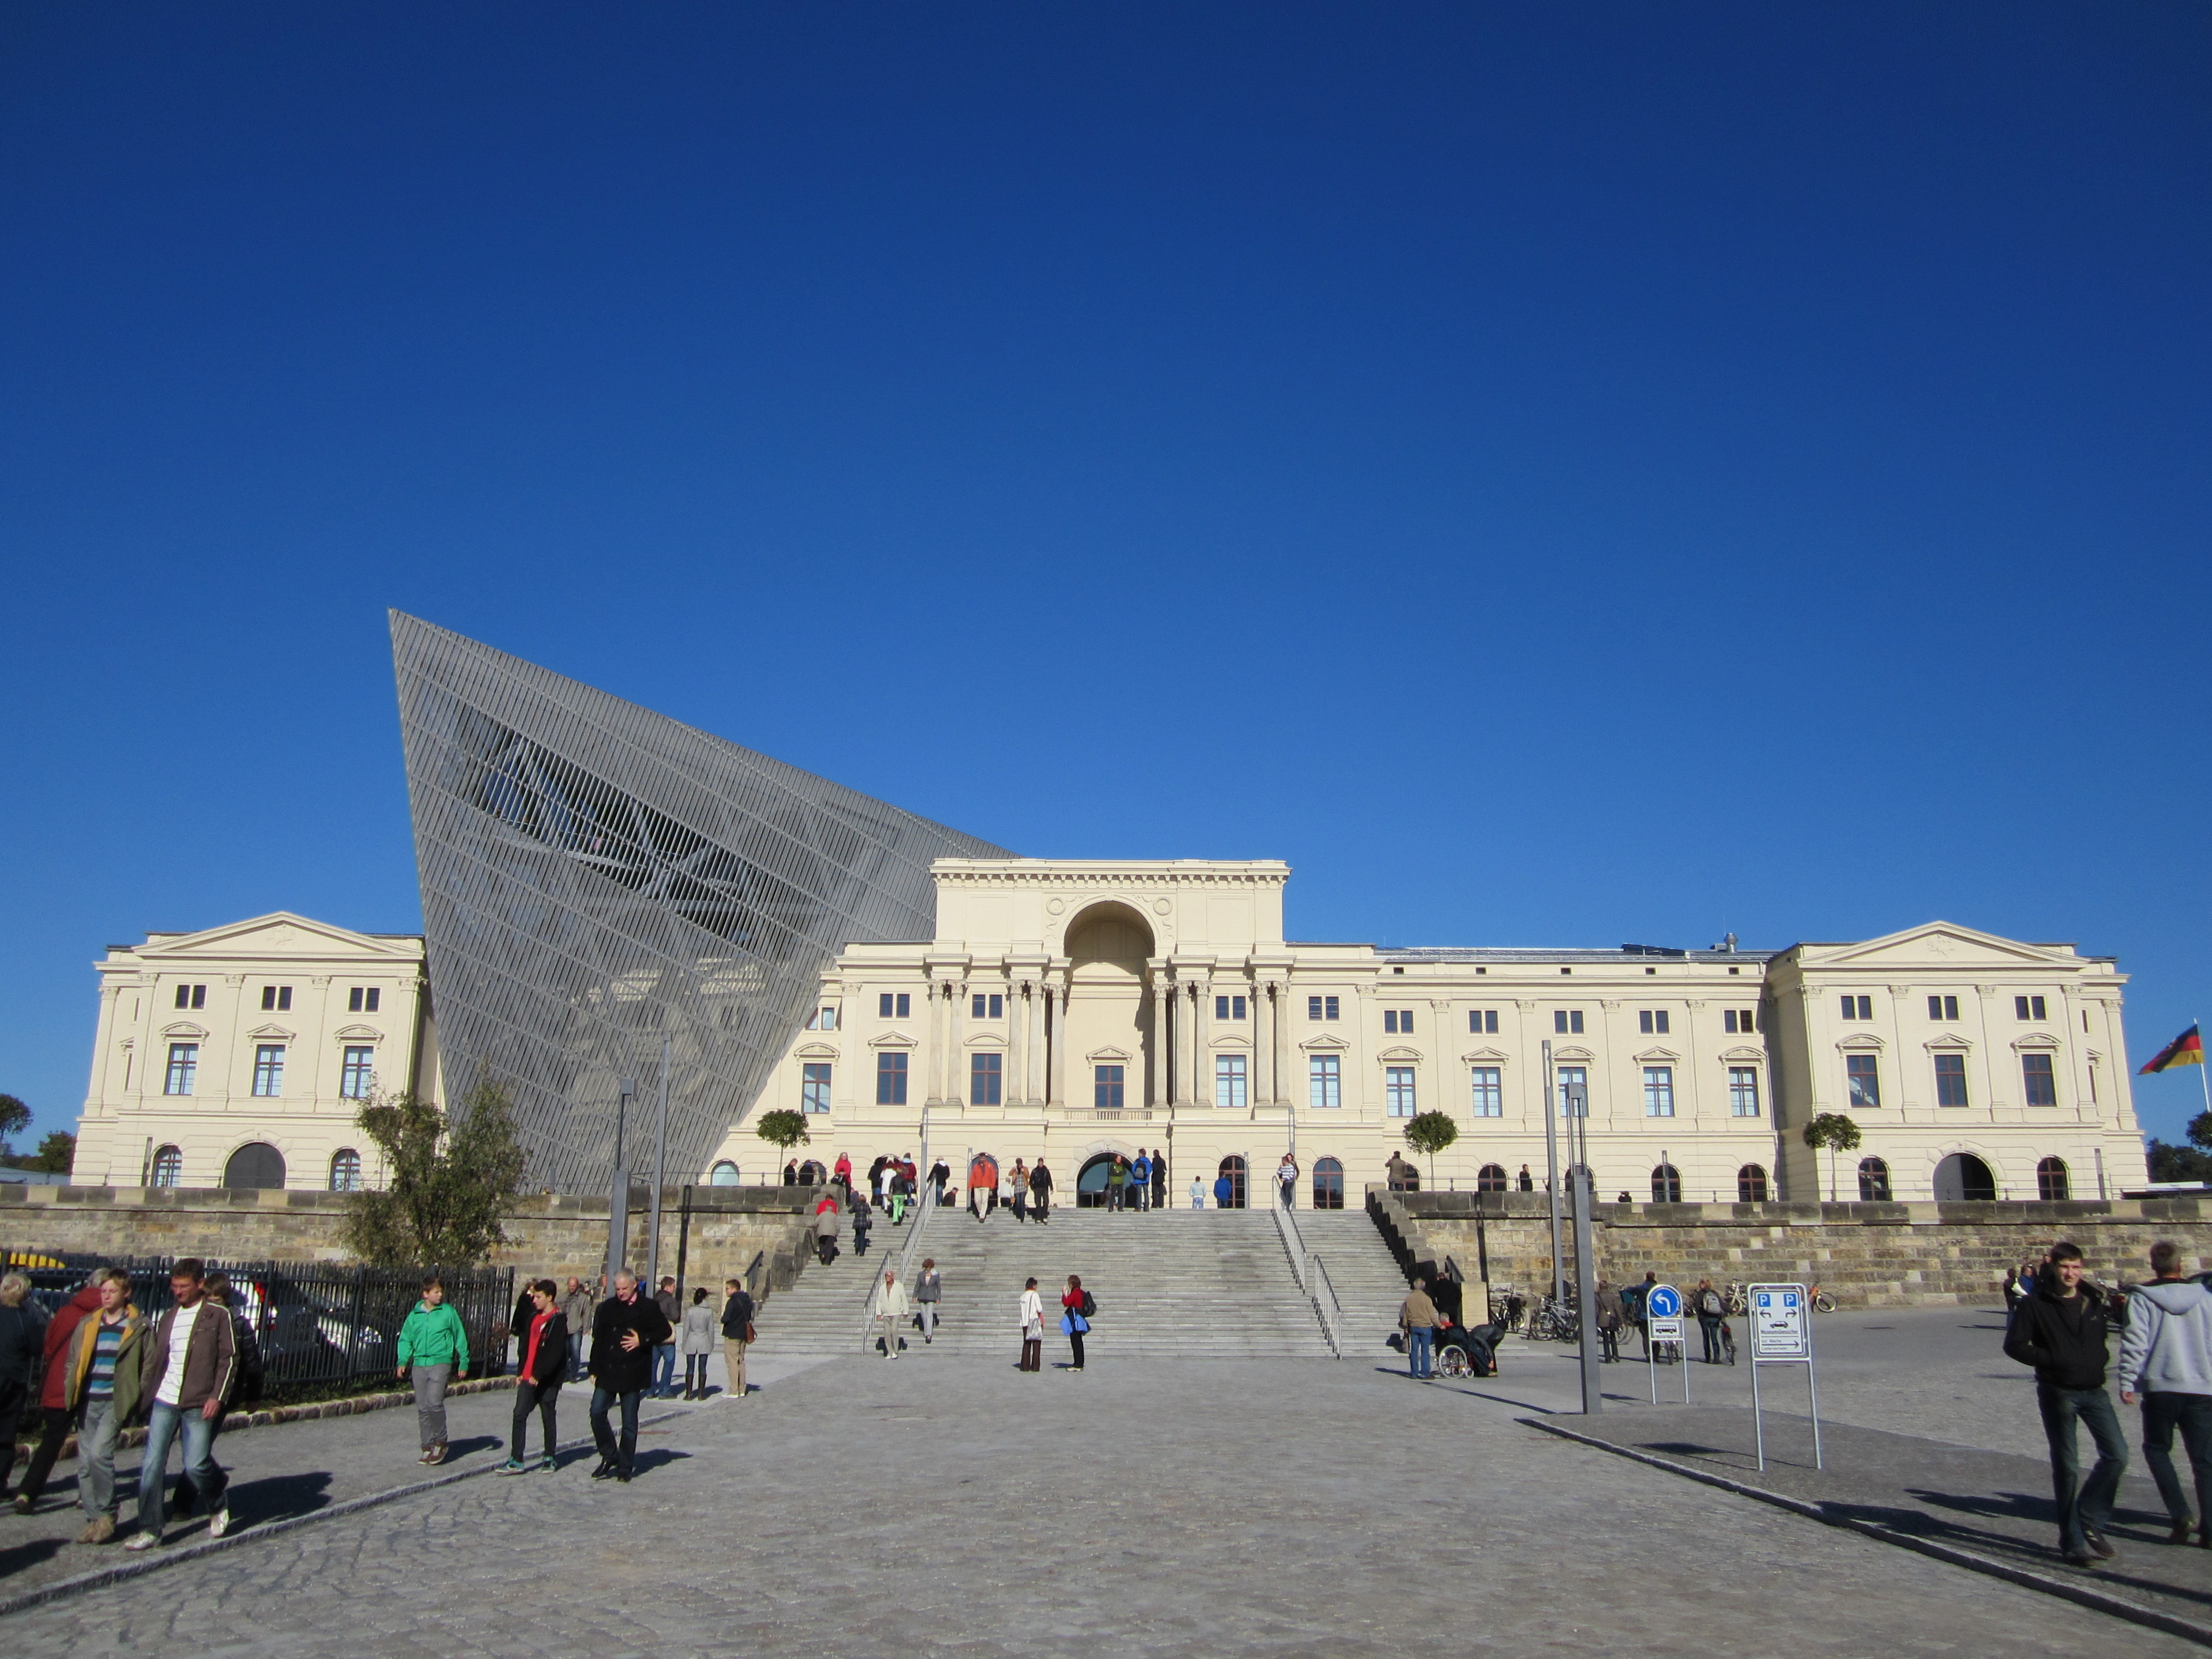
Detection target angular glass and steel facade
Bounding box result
[390,612,1009,1192]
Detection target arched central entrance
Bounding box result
[1064,902,1156,1104]
[1216,1155,1246,1208]
[1935,1152,1996,1201]
[1077,1152,1121,1208]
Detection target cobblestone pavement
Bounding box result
[4,1354,2200,1657]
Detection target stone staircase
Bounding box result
[750,1203,1412,1359]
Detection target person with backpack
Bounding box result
[499,1279,568,1474]
[1061,1275,1092,1371]
[719,1276,754,1400]
[1106,1156,1128,1212]
[914,1259,942,1344]
[1129,1151,1152,1212]
[2005,1240,2128,1566]
[396,1276,469,1465]
[1694,1279,1728,1364]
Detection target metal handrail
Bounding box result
[1273,1199,1310,1294]
[1311,1254,1344,1358]
[1272,1199,1342,1357]
[855,1181,937,1352]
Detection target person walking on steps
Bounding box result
[561,1277,596,1383]
[719,1276,754,1400]
[588,1270,671,1483]
[1029,1160,1052,1224]
[11,1271,102,1515]
[397,1276,469,1467]
[500,1279,568,1474]
[1694,1279,1728,1364]
[852,1199,874,1258]
[129,1258,238,1550]
[815,1196,843,1266]
[915,1259,942,1344]
[60,1268,144,1544]
[1061,1276,1092,1371]
[1400,1278,1440,1381]
[1277,1153,1298,1208]
[1010,1159,1031,1223]
[2004,1240,2128,1567]
[2119,1239,2212,1546]
[680,1288,717,1397]
[1019,1279,1045,1373]
[874,1268,910,1359]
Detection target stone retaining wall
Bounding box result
[0,1184,825,1296]
[1390,1190,2212,1306]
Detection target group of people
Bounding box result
[969,1157,1057,1222]
[1097,1150,1165,1211]
[1015,1274,1092,1371]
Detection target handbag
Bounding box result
[744,1322,757,1343]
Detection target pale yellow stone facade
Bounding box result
[706,860,2149,1208]
[71,913,437,1191]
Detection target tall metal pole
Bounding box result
[646,1034,671,1291]
[606,1077,635,1286]
[1542,1039,1564,1308]
[1569,1081,1601,1414]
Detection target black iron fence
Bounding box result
[2,1250,514,1399]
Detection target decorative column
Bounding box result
[1274,980,1292,1107]
[1053,983,1072,1105]
[1147,973,1166,1108]
[948,980,967,1105]
[1192,977,1212,1106]
[928,979,948,1103]
[1008,978,1030,1105]
[1023,982,1043,1105]
[1253,981,1274,1107]
[1171,977,1192,1105]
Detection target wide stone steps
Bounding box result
[1295,1209,1420,1360]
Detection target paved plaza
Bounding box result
[4,1306,2209,1656]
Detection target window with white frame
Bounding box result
[1385,1066,1417,1117]
[1215,1055,1248,1109]
[805,1006,839,1030]
[1470,1066,1502,1117]
[971,993,1004,1019]
[1307,995,1340,1021]
[1310,1054,1341,1108]
[1095,1064,1125,1110]
[1839,995,1872,1020]
[1384,1009,1414,1034]
[1214,995,1248,1021]
[2022,1052,2058,1106]
[1557,1066,1587,1116]
[1553,1009,1584,1034]
[347,987,381,1013]
[164,1042,199,1097]
[1728,1066,1760,1117]
[2015,995,2048,1021]
[252,1044,286,1098]
[340,1046,375,1099]
[1642,1065,1674,1117]
[878,992,912,1019]
[968,1053,1000,1105]
[328,1149,363,1192]
[875,1052,908,1105]
[173,984,206,1010]
[1724,1008,1757,1032]
[1468,1009,1499,1034]
[151,1144,183,1186]
[802,1061,833,1112]
[1846,1053,1880,1108]
[1638,1009,1671,1034]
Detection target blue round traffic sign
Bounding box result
[1645,1284,1682,1318]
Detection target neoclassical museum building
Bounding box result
[70,616,2151,1208]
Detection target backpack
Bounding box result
[1079,1290,1097,1319]
[229,1308,266,1404]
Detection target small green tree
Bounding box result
[27,1131,75,1175]
[342,1074,528,1266]
[1403,1111,1459,1188]
[0,1093,29,1161]
[755,1109,812,1164]
[1802,1112,1863,1203]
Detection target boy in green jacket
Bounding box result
[397,1279,469,1464]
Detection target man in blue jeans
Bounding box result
[127,1259,237,1550]
[2005,1240,2128,1567]
[2119,1239,2212,1545]
[1400,1278,1440,1380]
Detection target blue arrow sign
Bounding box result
[1645,1284,1682,1319]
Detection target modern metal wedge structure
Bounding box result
[389,611,1010,1192]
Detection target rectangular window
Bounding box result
[971,993,1005,1020]
[874,992,911,1019]
[1215,1055,1248,1109]
[1643,1066,1675,1117]
[1468,1009,1499,1034]
[1470,1066,1502,1117]
[2015,995,2048,1022]
[1094,1064,1125,1110]
[1839,995,1871,1020]
[348,987,382,1013]
[875,1052,908,1106]
[1385,1066,1417,1117]
[1639,1010,1671,1035]
[164,1042,199,1096]
[968,1052,1001,1106]
[260,985,293,1012]
[1553,1009,1584,1035]
[1728,1066,1761,1117]
[1214,994,1248,1021]
[252,1044,286,1097]
[173,984,206,1010]
[1308,995,1339,1021]
[1934,1052,1969,1106]
[340,1046,375,1099]
[1310,1054,1341,1108]
[1384,1009,1415,1034]
[1724,1008,1760,1034]
[802,1061,834,1112]
[1846,1053,1881,1108]
[1928,994,1960,1021]
[1557,1066,1587,1117]
[2022,1052,2058,1106]
[805,1006,838,1030]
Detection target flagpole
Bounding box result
[2198,1020,2210,1124]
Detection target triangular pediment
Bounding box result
[1814,922,2070,971]
[1461,1047,1510,1063]
[868,1029,919,1048]
[1086,1046,1134,1062]
[1634,1046,1681,1063]
[247,1023,296,1040]
[1300,1034,1349,1051]
[137,912,420,963]
[1833,1034,1884,1052]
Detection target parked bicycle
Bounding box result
[1723,1281,1749,1316]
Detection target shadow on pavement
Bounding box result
[224,1470,337,1527]
[0,1535,67,1583]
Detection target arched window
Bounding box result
[1217,1155,1247,1209]
[710,1160,742,1187]
[2037,1156,2070,1202]
[1935,1151,1996,1202]
[223,1142,286,1190]
[328,1149,362,1192]
[150,1144,183,1187]
[1736,1164,1768,1203]
[1477,1163,1509,1193]
[796,1159,826,1185]
[1857,1156,1892,1201]
[1650,1163,1682,1203]
[1312,1157,1345,1210]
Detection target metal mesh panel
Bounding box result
[390,612,1008,1192]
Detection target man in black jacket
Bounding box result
[588,1271,672,1483]
[719,1277,754,1401]
[2004,1240,2130,1565]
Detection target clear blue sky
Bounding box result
[4,6,2208,1150]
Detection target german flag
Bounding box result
[2141,1024,2205,1074]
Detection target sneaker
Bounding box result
[11,1495,32,1516]
[417,1450,436,1465]
[497,1458,529,1476]
[537,1457,557,1474]
[2172,1518,2197,1545]
[2085,1529,2118,1561]
[124,1531,160,1552]
[84,1515,116,1545]
[208,1504,229,1538]
[426,1443,448,1467]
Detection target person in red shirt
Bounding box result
[1061,1275,1091,1373]
[499,1279,568,1474]
[12,1276,102,1514]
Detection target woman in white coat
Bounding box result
[680,1287,718,1399]
[874,1267,910,1359]
[1018,1277,1045,1373]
